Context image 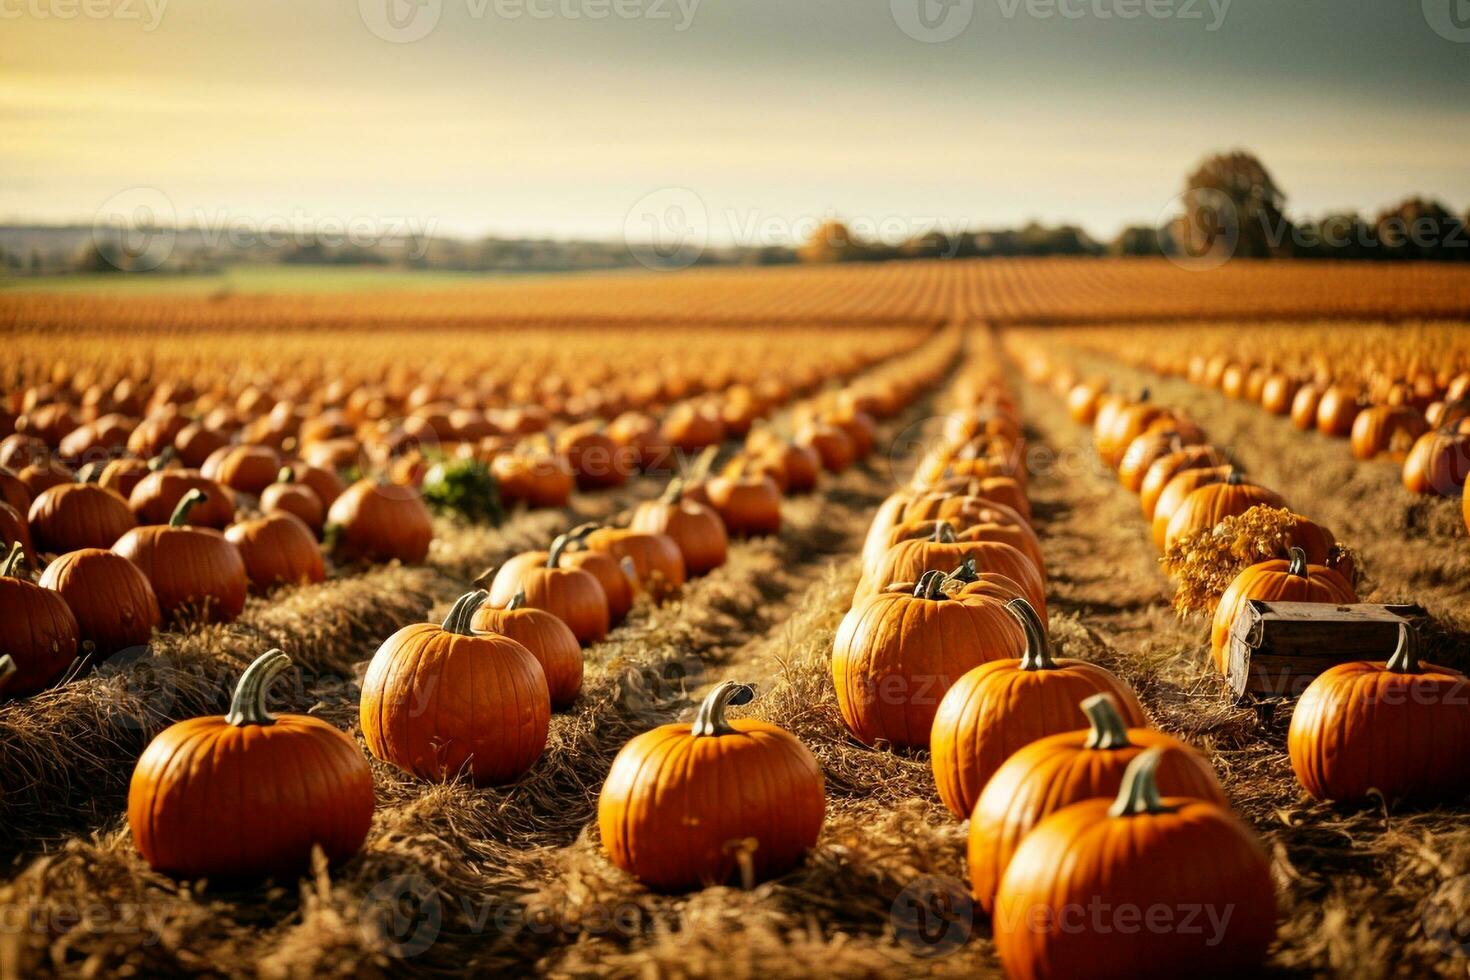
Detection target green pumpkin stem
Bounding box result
[1226,469,1243,486]
[276,466,295,485]
[442,590,488,635]
[507,590,527,611]
[691,681,755,737]
[691,445,718,482]
[1007,598,1058,671]
[548,523,599,566]
[225,649,292,727]
[661,478,684,505]
[930,521,957,544]
[1286,546,1308,577]
[1108,747,1176,817]
[948,557,980,584]
[148,446,176,472]
[0,542,25,578]
[1081,694,1134,750]
[169,489,207,527]
[1385,623,1422,675]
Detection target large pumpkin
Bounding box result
[1288,624,1470,803]
[1162,472,1286,552]
[38,548,161,658]
[470,589,583,708]
[931,599,1144,818]
[598,681,824,892]
[832,571,1026,748]
[128,649,374,878]
[361,590,550,785]
[630,480,729,576]
[994,748,1276,979]
[112,490,249,624]
[967,693,1226,913]
[0,543,80,695]
[1209,546,1357,674]
[224,512,326,591]
[326,479,433,564]
[28,482,137,554]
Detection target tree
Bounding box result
[1373,198,1468,261]
[1172,151,1293,261]
[798,221,862,263]
[1109,226,1164,257]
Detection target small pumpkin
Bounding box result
[0,499,34,558]
[113,490,249,624]
[993,748,1276,979]
[1162,471,1286,552]
[556,420,635,490]
[795,422,855,472]
[704,472,781,538]
[831,571,1026,748]
[1401,425,1470,496]
[128,649,375,878]
[1289,624,1470,803]
[0,543,80,695]
[27,481,137,554]
[471,589,583,708]
[629,479,728,576]
[1314,384,1361,437]
[487,531,611,644]
[201,444,283,497]
[128,469,235,528]
[260,466,325,533]
[1209,547,1357,673]
[0,466,32,515]
[968,693,1226,913]
[97,457,151,501]
[1138,445,1224,520]
[326,478,433,565]
[930,599,1144,819]
[861,522,1045,614]
[598,681,824,892]
[1349,405,1429,462]
[360,591,549,785]
[39,548,161,658]
[584,527,686,597]
[225,512,326,591]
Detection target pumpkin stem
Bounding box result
[549,522,599,565]
[0,542,25,579]
[1081,694,1134,750]
[0,655,15,694]
[691,445,718,482]
[913,569,949,600]
[441,590,488,635]
[691,681,755,737]
[930,521,957,544]
[1385,622,1422,675]
[148,446,176,472]
[276,466,295,485]
[1286,546,1308,577]
[507,589,527,611]
[1007,598,1058,671]
[1138,387,1151,403]
[169,489,207,527]
[948,557,980,584]
[1108,747,1176,817]
[660,477,684,505]
[1225,468,1243,486]
[225,649,292,727]
[78,461,104,484]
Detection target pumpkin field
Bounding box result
[1,258,1470,978]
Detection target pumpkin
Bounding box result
[704,473,781,538]
[795,422,855,472]
[113,490,249,624]
[0,433,46,471]
[0,543,80,695]
[930,599,1144,818]
[27,482,137,554]
[1260,373,1299,415]
[38,548,160,657]
[326,478,433,564]
[944,558,1035,611]
[201,444,282,497]
[283,460,346,509]
[831,571,1026,748]
[993,748,1276,980]
[97,457,150,501]
[756,440,821,493]
[1065,380,1108,424]
[1096,395,1166,469]
[470,589,583,708]
[1290,382,1323,430]
[661,401,725,452]
[556,420,635,490]
[0,500,34,558]
[1314,384,1361,437]
[360,591,549,785]
[129,469,236,528]
[598,681,824,892]
[487,531,611,644]
[172,421,230,468]
[1209,547,1357,674]
[17,460,74,497]
[608,411,673,470]
[128,649,374,878]
[584,527,686,596]
[861,522,1045,615]
[491,448,575,508]
[1117,429,1201,494]
[225,512,326,591]
[867,518,1045,585]
[1401,426,1470,496]
[0,467,31,515]
[630,479,728,576]
[968,693,1226,913]
[260,467,325,533]
[1137,445,1224,520]
[1148,464,1233,548]
[1162,471,1286,552]
[1349,405,1429,462]
[1288,624,1470,803]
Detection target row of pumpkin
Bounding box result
[1023,345,1470,806]
[121,331,960,880]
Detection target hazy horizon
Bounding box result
[5,0,1468,246]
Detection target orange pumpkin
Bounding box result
[629,479,728,576]
[1162,472,1286,552]
[584,527,686,597]
[930,599,1144,818]
[1349,405,1429,462]
[861,522,1045,615]
[201,444,282,497]
[360,590,549,785]
[598,682,824,892]
[704,473,781,538]
[1138,445,1224,520]
[968,693,1225,913]
[470,589,583,709]
[1210,547,1358,674]
[260,467,325,534]
[994,749,1275,979]
[326,479,433,565]
[487,531,611,644]
[1401,425,1470,496]
[128,469,236,528]
[39,548,160,658]
[112,490,249,624]
[224,512,326,591]
[0,543,79,695]
[128,649,374,878]
[27,482,137,554]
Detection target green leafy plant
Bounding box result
[421,458,504,525]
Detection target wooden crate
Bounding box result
[1226,600,1425,701]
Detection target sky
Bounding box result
[3,0,1468,245]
